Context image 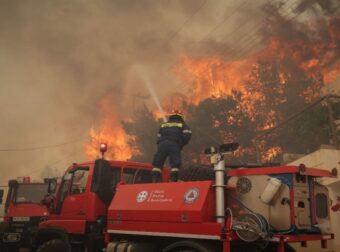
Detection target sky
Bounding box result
[0,0,337,184]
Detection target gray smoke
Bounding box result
[0,0,336,183]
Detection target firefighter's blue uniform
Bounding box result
[152,114,192,182]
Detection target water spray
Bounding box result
[131,65,167,122]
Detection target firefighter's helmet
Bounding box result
[168,110,184,121]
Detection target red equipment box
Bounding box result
[109,181,215,223]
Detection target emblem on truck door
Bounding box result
[184,188,200,204]
[136,190,149,203]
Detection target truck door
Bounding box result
[56,167,89,219]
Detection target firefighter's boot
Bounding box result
[170,168,179,182]
[151,168,162,183]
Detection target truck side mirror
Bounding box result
[48,179,57,194]
[91,159,114,204]
[0,189,4,204]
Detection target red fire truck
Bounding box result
[34,143,337,252]
[0,177,50,252]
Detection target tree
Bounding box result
[122,105,159,162]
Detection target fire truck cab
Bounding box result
[34,159,157,252]
[0,177,50,252]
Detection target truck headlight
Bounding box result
[3,233,21,242]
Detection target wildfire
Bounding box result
[85,16,339,163]
[175,55,251,105]
[172,18,339,161]
[84,95,138,161]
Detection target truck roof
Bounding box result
[227,165,336,177]
[65,160,154,171]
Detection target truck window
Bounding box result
[110,167,121,191]
[123,168,151,184]
[59,172,73,203]
[70,168,89,195]
[56,167,89,213]
[15,184,48,203]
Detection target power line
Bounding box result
[29,148,84,175]
[232,0,303,60]
[203,0,296,60]
[0,136,88,152]
[199,0,253,42]
[175,0,298,94]
[198,0,295,59]
[173,0,259,93]
[167,0,209,43]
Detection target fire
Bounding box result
[84,95,138,161]
[262,146,282,162]
[172,18,339,161]
[174,55,252,105]
[86,17,339,163]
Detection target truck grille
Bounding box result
[9,216,45,230]
[315,193,328,219]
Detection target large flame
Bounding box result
[174,55,252,105]
[84,95,138,161]
[172,18,339,161]
[85,18,339,163]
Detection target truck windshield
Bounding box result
[16,184,48,203]
[123,168,152,184]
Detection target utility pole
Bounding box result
[326,96,339,149]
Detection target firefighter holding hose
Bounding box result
[151,110,192,182]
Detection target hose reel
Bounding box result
[232,212,269,242]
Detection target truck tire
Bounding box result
[36,239,71,252]
[2,246,20,252]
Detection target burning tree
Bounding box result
[85,1,339,165]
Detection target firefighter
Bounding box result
[151,110,192,182]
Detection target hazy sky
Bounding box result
[0,0,336,184]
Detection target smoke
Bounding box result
[1,0,336,183]
[129,65,167,122]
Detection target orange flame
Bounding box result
[262,146,282,161]
[84,95,138,161]
[172,18,339,161]
[85,18,339,163]
[174,55,252,105]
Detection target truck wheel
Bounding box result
[36,239,71,252]
[2,246,20,252]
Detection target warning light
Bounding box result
[100,143,108,159]
[100,143,107,153]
